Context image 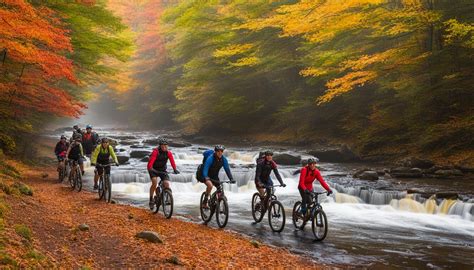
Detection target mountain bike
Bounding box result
[152,180,174,219]
[200,180,231,228]
[251,185,286,232]
[96,163,116,203]
[292,191,328,241]
[57,157,68,183]
[68,159,82,192]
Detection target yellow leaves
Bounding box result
[318,71,377,104]
[299,67,328,77]
[444,19,474,49]
[341,49,396,71]
[213,44,254,58]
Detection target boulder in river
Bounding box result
[308,145,359,163]
[130,145,147,149]
[352,168,372,178]
[119,140,139,146]
[397,157,434,169]
[135,231,163,243]
[168,141,192,148]
[358,171,379,180]
[141,156,150,162]
[272,153,301,165]
[454,164,474,173]
[116,155,130,165]
[130,150,151,159]
[434,169,463,178]
[390,167,423,178]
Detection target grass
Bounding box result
[0,252,18,267]
[24,249,45,261]
[14,224,32,242]
[11,182,33,196]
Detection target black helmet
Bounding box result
[307,157,319,164]
[214,145,225,151]
[264,150,273,156]
[60,135,67,140]
[101,138,109,143]
[73,125,79,130]
[158,138,168,145]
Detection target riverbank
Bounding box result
[0,160,327,269]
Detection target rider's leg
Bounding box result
[149,177,158,201]
[298,188,308,213]
[94,166,103,190]
[204,179,213,197]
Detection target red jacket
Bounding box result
[147,149,177,171]
[298,166,331,191]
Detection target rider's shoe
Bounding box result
[93,184,98,190]
[149,201,155,210]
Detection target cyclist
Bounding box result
[90,138,119,190]
[298,158,333,216]
[54,135,69,172]
[255,150,286,198]
[71,125,83,142]
[82,124,99,158]
[200,145,236,208]
[146,138,180,210]
[66,134,85,176]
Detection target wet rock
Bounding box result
[143,139,160,145]
[435,192,458,199]
[135,231,163,243]
[78,224,89,231]
[130,150,151,159]
[390,167,423,178]
[130,145,147,149]
[454,164,474,173]
[352,168,371,178]
[108,139,118,147]
[424,165,454,174]
[116,155,130,165]
[140,156,150,162]
[119,140,139,146]
[250,240,261,248]
[168,141,191,148]
[358,171,379,180]
[308,145,359,163]
[397,157,434,169]
[376,170,386,176]
[272,153,301,165]
[434,169,463,178]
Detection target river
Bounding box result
[53,129,474,269]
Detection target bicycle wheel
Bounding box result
[268,200,286,233]
[58,167,63,183]
[76,167,82,192]
[292,201,306,229]
[311,209,328,241]
[153,187,161,214]
[105,174,112,203]
[251,193,265,223]
[69,168,76,189]
[200,192,212,222]
[162,189,173,219]
[98,176,105,200]
[216,197,229,228]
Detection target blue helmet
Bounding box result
[86,124,92,129]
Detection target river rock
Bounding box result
[119,140,139,146]
[434,169,463,178]
[358,171,379,180]
[143,139,160,145]
[308,145,359,163]
[397,157,434,169]
[390,167,423,178]
[454,164,474,173]
[141,156,150,162]
[272,153,301,165]
[130,150,151,159]
[135,231,163,243]
[116,155,130,165]
[352,168,371,178]
[78,224,89,231]
[168,141,192,148]
[435,192,458,199]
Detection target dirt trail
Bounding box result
[2,166,326,269]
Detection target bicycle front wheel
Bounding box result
[216,197,229,228]
[268,200,285,233]
[251,192,265,223]
[105,174,112,203]
[200,192,212,222]
[76,167,82,192]
[98,177,105,200]
[162,189,173,219]
[69,170,76,189]
[311,209,328,241]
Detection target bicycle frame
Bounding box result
[308,192,325,217]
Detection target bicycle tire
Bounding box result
[105,174,112,203]
[268,200,285,233]
[311,209,328,241]
[251,192,265,223]
[292,201,306,230]
[216,197,229,228]
[200,192,213,222]
[162,189,173,219]
[98,176,105,200]
[153,187,161,214]
[76,167,82,192]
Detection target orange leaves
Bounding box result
[318,71,377,104]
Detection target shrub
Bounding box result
[14,224,32,241]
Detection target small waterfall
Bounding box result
[390,198,427,213]
[448,201,474,221]
[335,193,363,203]
[438,199,457,214]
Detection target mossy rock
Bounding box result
[12,182,33,196]
[14,224,32,241]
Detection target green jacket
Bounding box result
[91,145,118,164]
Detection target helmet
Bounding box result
[86,124,92,129]
[264,150,273,156]
[158,138,168,145]
[73,125,79,130]
[60,135,67,140]
[101,138,109,143]
[214,145,225,151]
[307,157,319,164]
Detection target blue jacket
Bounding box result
[202,150,233,180]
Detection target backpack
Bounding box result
[196,150,214,181]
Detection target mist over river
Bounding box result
[51,129,474,269]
